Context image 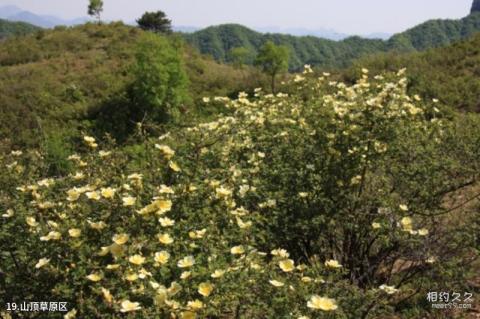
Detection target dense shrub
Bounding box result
[0,68,479,318]
[129,33,189,124]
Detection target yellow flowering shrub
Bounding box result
[0,67,479,318]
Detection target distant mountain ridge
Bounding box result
[0,5,390,41]
[184,8,480,70]
[0,5,89,28]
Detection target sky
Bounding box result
[0,0,473,35]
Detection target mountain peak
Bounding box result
[472,0,480,13]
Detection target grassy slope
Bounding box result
[0,22,265,147]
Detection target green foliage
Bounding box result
[184,12,480,70]
[255,41,289,93]
[0,70,478,318]
[344,33,480,112]
[41,130,73,176]
[88,0,104,21]
[0,23,265,147]
[129,33,189,125]
[227,46,254,69]
[136,11,172,34]
[0,18,40,39]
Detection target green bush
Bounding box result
[0,69,478,318]
[129,33,190,124]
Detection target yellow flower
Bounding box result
[101,287,113,303]
[159,217,175,227]
[301,276,313,283]
[64,309,77,319]
[112,233,129,245]
[401,217,413,230]
[269,279,285,287]
[379,284,399,294]
[125,273,139,282]
[127,173,143,180]
[35,258,50,269]
[155,144,175,158]
[372,222,381,229]
[2,209,14,218]
[177,256,195,268]
[68,228,81,238]
[189,229,207,239]
[156,200,173,214]
[154,251,170,265]
[83,136,96,144]
[26,216,39,227]
[72,172,85,180]
[399,204,409,211]
[307,295,338,311]
[215,186,232,198]
[100,187,116,199]
[279,259,295,272]
[159,185,175,194]
[98,246,110,256]
[418,228,429,236]
[86,273,102,282]
[86,191,100,200]
[181,311,196,319]
[180,271,192,280]
[66,188,81,201]
[236,217,253,229]
[169,161,181,172]
[120,300,141,313]
[198,282,214,297]
[109,244,125,257]
[122,196,136,207]
[129,255,146,266]
[158,233,174,245]
[324,259,342,269]
[187,299,204,310]
[211,269,226,279]
[271,249,289,258]
[168,282,182,296]
[230,245,245,255]
[40,231,61,241]
[106,264,120,270]
[98,150,111,157]
[88,220,107,230]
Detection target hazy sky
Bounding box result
[0,0,473,35]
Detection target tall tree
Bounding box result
[130,33,189,124]
[136,11,172,34]
[88,0,104,22]
[255,41,289,93]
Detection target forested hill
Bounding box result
[0,18,40,39]
[183,12,480,70]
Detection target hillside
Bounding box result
[183,12,480,70]
[0,22,265,148]
[346,32,480,112]
[0,18,40,39]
